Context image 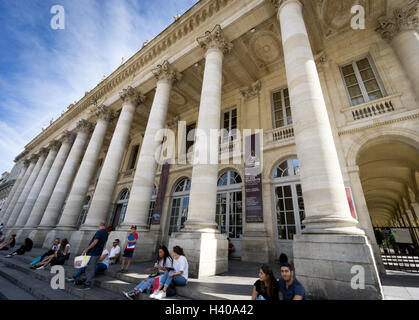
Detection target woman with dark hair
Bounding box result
[31,239,71,270]
[252,265,280,301]
[5,238,33,257]
[123,245,174,300]
[151,246,188,300]
[0,234,16,251]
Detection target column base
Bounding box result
[28,229,53,248]
[293,234,383,300]
[241,232,270,263]
[168,231,228,278]
[15,228,35,244]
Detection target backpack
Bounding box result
[166,282,177,297]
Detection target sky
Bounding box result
[0,0,199,174]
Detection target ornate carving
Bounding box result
[167,116,180,129]
[240,80,262,101]
[151,60,180,84]
[76,119,94,134]
[119,86,146,105]
[48,140,61,152]
[39,147,49,157]
[376,0,419,41]
[170,90,187,106]
[23,158,31,167]
[268,0,291,9]
[196,24,233,54]
[29,154,39,163]
[249,30,282,67]
[95,104,113,122]
[61,130,75,144]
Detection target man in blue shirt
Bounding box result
[77,221,108,290]
[279,262,306,300]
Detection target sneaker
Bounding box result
[123,291,137,300]
[77,284,91,290]
[155,291,166,300]
[5,254,12,258]
[66,277,75,282]
[36,266,45,270]
[150,290,160,299]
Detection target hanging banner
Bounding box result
[345,187,358,221]
[151,162,170,225]
[244,133,264,223]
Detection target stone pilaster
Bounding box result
[276,0,383,299]
[168,25,232,278]
[376,0,419,99]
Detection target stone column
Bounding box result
[120,62,178,259]
[274,0,383,299]
[38,120,92,247]
[14,141,61,233]
[168,25,232,278]
[376,0,419,99]
[26,132,74,246]
[0,160,29,224]
[7,151,47,229]
[56,105,112,231]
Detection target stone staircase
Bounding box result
[0,248,193,300]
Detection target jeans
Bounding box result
[134,271,164,292]
[159,271,187,288]
[73,262,107,280]
[84,255,101,286]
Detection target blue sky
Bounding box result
[0,0,199,174]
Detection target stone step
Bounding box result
[0,273,37,300]
[0,263,80,300]
[0,256,124,300]
[0,254,187,300]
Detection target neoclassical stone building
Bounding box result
[1,0,418,299]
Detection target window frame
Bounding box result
[340,55,387,107]
[127,144,140,170]
[271,87,292,129]
[221,106,238,143]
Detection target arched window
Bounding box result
[111,189,130,230]
[148,185,158,227]
[168,178,190,236]
[76,196,91,229]
[272,158,305,240]
[216,170,243,240]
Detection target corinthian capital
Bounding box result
[48,140,61,152]
[197,24,233,54]
[23,158,31,167]
[29,154,40,163]
[75,119,94,134]
[240,80,262,101]
[95,104,114,122]
[119,86,146,106]
[376,0,419,41]
[152,60,180,84]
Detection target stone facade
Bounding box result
[1,0,418,300]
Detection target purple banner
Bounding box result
[151,162,170,225]
[244,133,264,223]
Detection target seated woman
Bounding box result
[150,246,188,300]
[0,234,16,251]
[5,238,33,257]
[31,239,70,270]
[123,245,174,300]
[251,265,280,301]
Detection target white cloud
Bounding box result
[0,0,198,173]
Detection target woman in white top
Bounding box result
[123,245,174,300]
[32,239,70,269]
[151,246,188,300]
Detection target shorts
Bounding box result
[123,249,134,258]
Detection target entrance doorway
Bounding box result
[168,178,191,238]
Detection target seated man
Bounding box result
[109,239,121,265]
[279,262,306,300]
[67,248,110,283]
[228,238,235,259]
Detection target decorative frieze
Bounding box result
[152,60,181,84]
[376,0,419,41]
[240,80,262,101]
[75,119,94,134]
[197,24,233,54]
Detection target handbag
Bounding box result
[149,271,160,278]
[74,254,91,269]
[29,256,42,266]
[151,276,160,293]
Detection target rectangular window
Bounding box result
[222,108,237,143]
[340,56,386,106]
[272,88,292,129]
[185,122,196,154]
[127,145,139,170]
